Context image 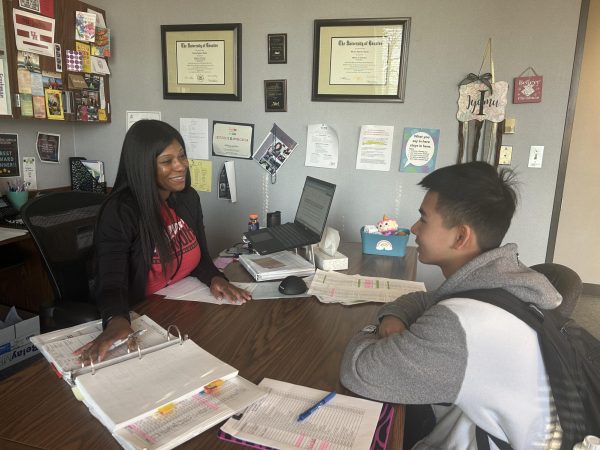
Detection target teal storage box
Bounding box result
[361,227,410,257]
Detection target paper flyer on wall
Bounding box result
[355,125,394,171]
[180,117,209,159]
[0,134,20,177]
[22,157,37,190]
[253,123,298,177]
[305,123,338,169]
[189,159,211,192]
[400,127,440,173]
[36,132,60,163]
[13,9,55,57]
[126,111,161,130]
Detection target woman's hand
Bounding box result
[378,316,407,338]
[210,276,251,304]
[73,316,134,364]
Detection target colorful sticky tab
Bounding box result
[204,379,224,393]
[157,403,174,415]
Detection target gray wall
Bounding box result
[2,0,582,288]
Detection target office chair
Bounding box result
[531,263,583,318]
[21,191,105,330]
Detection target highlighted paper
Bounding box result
[189,159,211,192]
[221,378,383,450]
[400,127,440,173]
[355,125,394,171]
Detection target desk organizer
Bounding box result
[361,226,410,257]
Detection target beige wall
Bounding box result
[555,0,600,283]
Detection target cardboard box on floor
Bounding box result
[0,305,40,371]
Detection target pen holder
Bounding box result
[6,191,29,210]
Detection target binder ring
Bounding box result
[167,325,184,345]
[89,357,95,375]
[136,344,142,359]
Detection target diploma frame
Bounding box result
[161,23,242,101]
[312,18,411,103]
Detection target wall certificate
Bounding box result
[212,121,254,159]
[161,24,241,101]
[176,40,225,85]
[312,18,410,102]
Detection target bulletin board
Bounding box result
[0,0,111,122]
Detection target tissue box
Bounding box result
[0,305,40,371]
[314,247,348,271]
[361,227,410,257]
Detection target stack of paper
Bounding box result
[308,269,426,305]
[32,316,266,450]
[238,251,315,282]
[155,277,233,304]
[220,378,383,450]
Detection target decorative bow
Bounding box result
[459,73,493,93]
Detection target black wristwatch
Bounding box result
[361,324,379,335]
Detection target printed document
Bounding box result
[305,124,338,169]
[156,277,237,304]
[355,125,394,171]
[221,378,382,450]
[309,269,426,305]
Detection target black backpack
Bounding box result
[447,288,600,450]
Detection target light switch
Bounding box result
[498,146,512,165]
[504,118,516,134]
[528,146,544,168]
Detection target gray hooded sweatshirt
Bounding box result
[340,243,563,450]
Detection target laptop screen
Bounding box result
[294,177,336,236]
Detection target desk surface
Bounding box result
[0,243,416,450]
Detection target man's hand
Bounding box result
[378,316,407,338]
[73,316,133,364]
[210,276,252,304]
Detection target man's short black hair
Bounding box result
[419,161,518,251]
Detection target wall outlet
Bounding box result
[528,146,544,168]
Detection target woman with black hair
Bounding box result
[76,120,250,362]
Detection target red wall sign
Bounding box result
[513,75,543,103]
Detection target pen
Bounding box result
[108,329,146,351]
[297,391,336,422]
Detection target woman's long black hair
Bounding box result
[112,119,190,272]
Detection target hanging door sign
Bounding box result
[457,80,508,123]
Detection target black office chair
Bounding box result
[21,191,105,330]
[531,263,583,318]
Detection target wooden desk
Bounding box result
[0,244,416,450]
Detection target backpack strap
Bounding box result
[441,288,532,450]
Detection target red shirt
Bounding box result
[146,205,201,295]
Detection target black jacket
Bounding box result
[94,187,224,326]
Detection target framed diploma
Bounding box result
[268,33,287,64]
[312,18,411,103]
[264,79,287,112]
[161,23,242,101]
[212,121,254,159]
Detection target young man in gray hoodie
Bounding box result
[340,162,563,449]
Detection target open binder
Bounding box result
[31,315,266,450]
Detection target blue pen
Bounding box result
[297,391,336,422]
